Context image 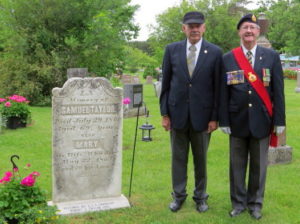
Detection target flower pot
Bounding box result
[6,117,26,129]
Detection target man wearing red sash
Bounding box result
[219,14,285,219]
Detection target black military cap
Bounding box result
[182,11,205,24]
[237,13,258,29]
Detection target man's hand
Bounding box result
[207,121,218,133]
[161,116,171,131]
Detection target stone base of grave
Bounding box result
[123,106,147,118]
[295,87,300,93]
[268,145,293,165]
[48,194,130,215]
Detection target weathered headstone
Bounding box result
[50,77,130,215]
[295,71,300,93]
[145,76,153,84]
[67,68,88,79]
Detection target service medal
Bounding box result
[248,72,257,82]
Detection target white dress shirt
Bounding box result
[186,39,202,66]
[241,44,257,67]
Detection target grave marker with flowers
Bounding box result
[0,95,31,129]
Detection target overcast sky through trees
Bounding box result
[130,0,259,41]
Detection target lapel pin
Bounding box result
[204,50,208,54]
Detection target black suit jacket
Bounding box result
[219,46,285,138]
[160,39,222,132]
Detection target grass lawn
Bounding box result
[0,79,299,224]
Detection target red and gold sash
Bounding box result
[232,47,277,147]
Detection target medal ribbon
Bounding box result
[232,47,277,147]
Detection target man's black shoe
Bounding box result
[249,210,262,220]
[196,201,208,213]
[229,208,245,217]
[169,200,184,212]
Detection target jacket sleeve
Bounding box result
[271,52,286,126]
[211,48,223,121]
[159,45,172,116]
[219,55,230,127]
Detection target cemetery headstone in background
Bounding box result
[132,75,140,84]
[67,68,88,79]
[123,84,146,118]
[268,129,293,165]
[50,77,130,215]
[295,71,300,93]
[153,81,162,97]
[145,76,153,84]
[121,74,140,85]
[121,74,133,84]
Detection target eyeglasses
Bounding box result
[240,25,258,31]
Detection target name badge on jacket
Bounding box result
[226,70,245,85]
[262,68,271,86]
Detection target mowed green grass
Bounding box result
[0,79,299,224]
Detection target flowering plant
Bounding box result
[0,161,59,224]
[0,95,31,124]
[123,97,131,105]
[122,97,131,114]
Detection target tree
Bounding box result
[148,0,251,64]
[0,0,138,104]
[265,0,300,55]
[123,45,158,73]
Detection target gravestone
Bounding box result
[49,77,130,215]
[123,84,146,118]
[145,76,153,84]
[132,75,140,84]
[67,68,88,79]
[121,75,133,84]
[153,81,162,97]
[295,71,300,93]
[268,129,292,165]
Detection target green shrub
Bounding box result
[143,64,158,79]
[110,75,122,87]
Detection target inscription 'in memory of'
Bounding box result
[61,104,120,115]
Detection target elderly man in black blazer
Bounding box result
[219,14,285,220]
[160,11,222,213]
